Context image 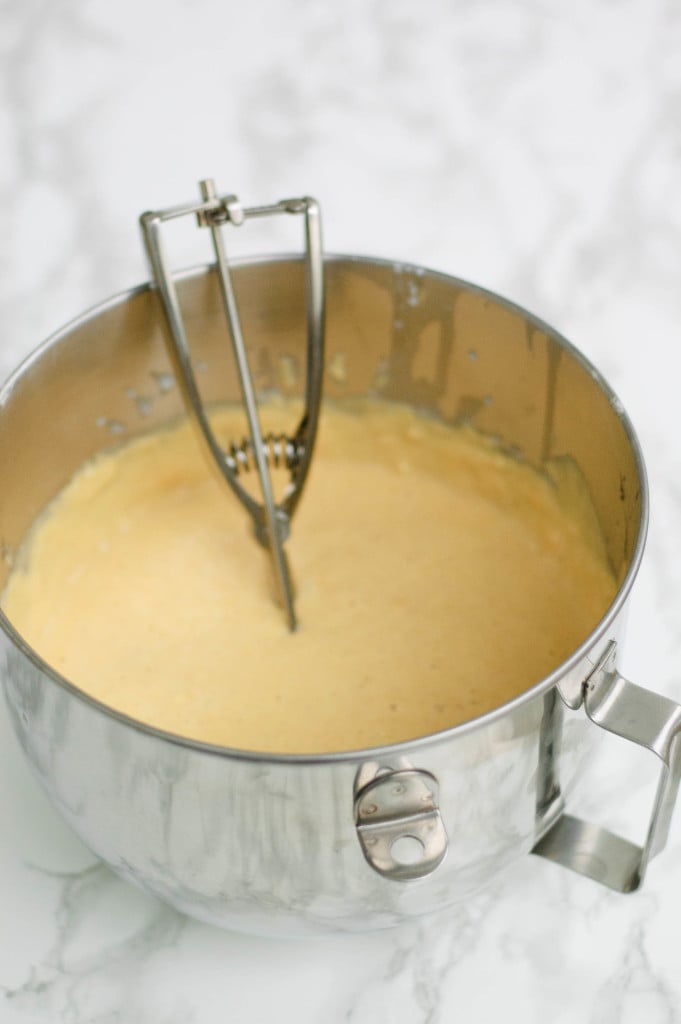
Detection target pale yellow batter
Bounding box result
[2,401,616,753]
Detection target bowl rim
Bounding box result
[0,252,650,765]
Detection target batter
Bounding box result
[2,401,616,753]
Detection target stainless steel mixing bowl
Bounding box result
[1,256,679,936]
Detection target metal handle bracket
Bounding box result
[532,641,681,892]
[355,768,448,882]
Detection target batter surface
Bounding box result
[3,402,616,753]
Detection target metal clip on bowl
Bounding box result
[140,180,325,631]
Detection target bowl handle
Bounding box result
[532,641,681,892]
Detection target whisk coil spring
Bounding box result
[224,434,302,475]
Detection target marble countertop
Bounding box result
[2,1,681,1020]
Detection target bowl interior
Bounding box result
[0,256,644,603]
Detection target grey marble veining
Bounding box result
[2,0,681,1021]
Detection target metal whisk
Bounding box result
[140,180,325,631]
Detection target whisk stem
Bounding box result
[199,178,297,631]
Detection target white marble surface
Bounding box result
[2,0,681,1020]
